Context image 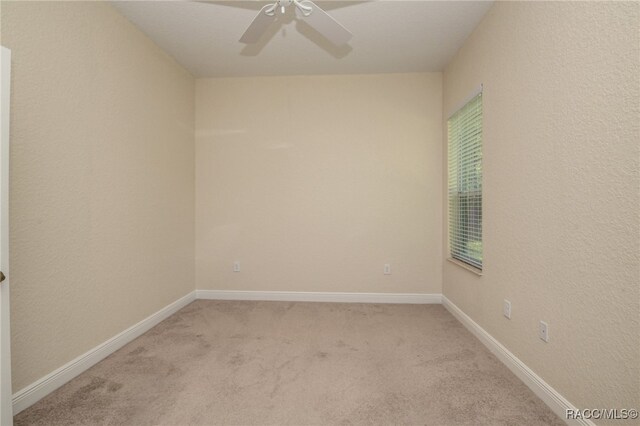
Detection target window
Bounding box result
[448,91,483,270]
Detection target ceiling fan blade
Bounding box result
[295,0,353,46]
[239,4,277,44]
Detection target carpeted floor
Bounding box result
[15,300,564,425]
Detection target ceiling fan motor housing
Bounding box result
[278,0,294,14]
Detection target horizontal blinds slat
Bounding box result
[447,92,483,270]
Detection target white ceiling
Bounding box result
[112,1,493,78]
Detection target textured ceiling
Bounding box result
[111,1,494,77]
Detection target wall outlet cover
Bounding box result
[503,300,511,319]
[538,320,549,342]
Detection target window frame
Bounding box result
[447,86,484,273]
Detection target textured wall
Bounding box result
[2,2,195,391]
[196,74,442,295]
[443,1,639,414]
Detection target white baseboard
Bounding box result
[12,291,197,415]
[196,290,442,304]
[442,296,592,426]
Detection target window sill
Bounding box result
[447,258,483,276]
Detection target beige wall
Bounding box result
[2,2,195,391]
[443,1,639,414]
[196,73,442,294]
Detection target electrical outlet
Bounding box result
[503,300,511,319]
[233,261,240,272]
[538,321,549,342]
[384,264,391,275]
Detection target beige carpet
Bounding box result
[15,300,563,425]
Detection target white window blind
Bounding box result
[448,92,483,270]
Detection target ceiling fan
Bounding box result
[239,0,353,46]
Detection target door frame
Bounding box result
[0,45,13,426]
